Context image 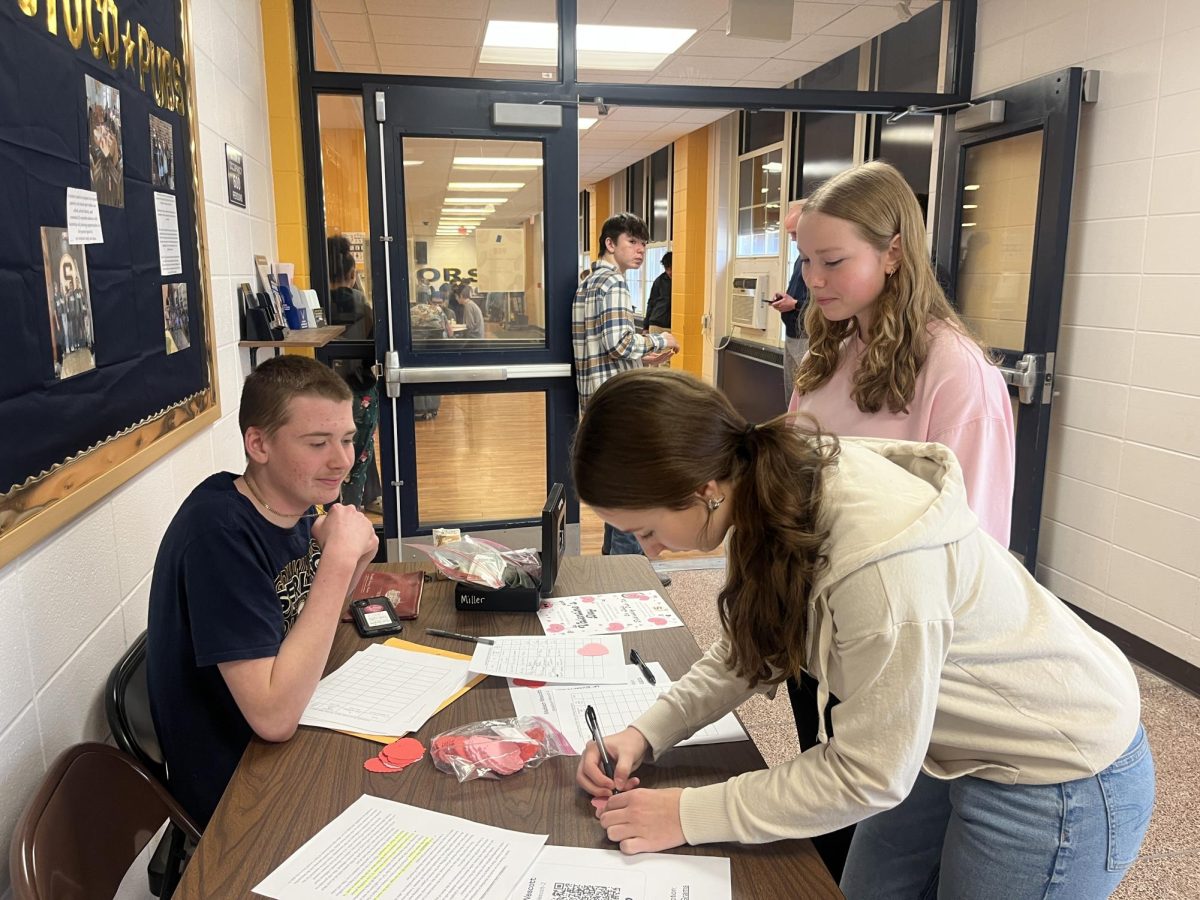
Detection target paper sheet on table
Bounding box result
[469,634,626,684]
[508,662,748,753]
[253,794,546,900]
[341,638,486,744]
[536,589,684,636]
[506,845,731,900]
[299,642,472,736]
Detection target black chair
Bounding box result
[106,630,166,781]
[10,742,201,900]
[105,630,193,897]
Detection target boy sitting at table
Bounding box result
[147,355,379,827]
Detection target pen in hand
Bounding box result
[629,648,656,685]
[584,704,619,794]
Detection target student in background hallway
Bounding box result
[458,282,485,339]
[786,161,1016,878]
[147,356,378,826]
[572,212,679,580]
[574,369,1152,900]
[644,251,673,334]
[770,200,809,404]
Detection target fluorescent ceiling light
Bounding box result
[480,21,694,72]
[403,160,423,166]
[964,184,980,190]
[761,162,783,173]
[454,156,543,168]
[448,182,524,191]
[579,117,598,130]
[962,204,978,209]
[444,197,508,204]
[442,206,494,214]
[961,222,977,227]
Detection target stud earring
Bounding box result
[707,496,724,511]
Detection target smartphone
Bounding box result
[349,597,405,638]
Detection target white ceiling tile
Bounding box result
[775,32,861,60]
[649,74,741,86]
[599,0,728,29]
[333,41,378,67]
[821,4,902,37]
[321,11,373,42]
[380,63,470,77]
[314,0,366,12]
[684,30,798,57]
[486,0,559,21]
[736,79,787,88]
[659,55,763,80]
[376,43,473,68]
[364,0,485,17]
[791,2,857,35]
[577,1,618,24]
[605,106,686,122]
[370,15,483,46]
[677,108,733,124]
[746,56,814,84]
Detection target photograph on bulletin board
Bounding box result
[0,0,218,565]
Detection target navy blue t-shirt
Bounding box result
[146,472,320,826]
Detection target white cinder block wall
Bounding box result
[0,0,272,892]
[975,0,1200,664]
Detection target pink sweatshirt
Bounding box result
[789,321,1015,545]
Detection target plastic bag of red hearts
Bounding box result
[430,716,571,782]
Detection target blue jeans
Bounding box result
[841,724,1155,899]
[602,522,643,556]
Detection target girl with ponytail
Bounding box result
[572,369,1151,899]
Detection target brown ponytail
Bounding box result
[572,369,839,686]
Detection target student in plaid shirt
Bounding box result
[573,213,680,568]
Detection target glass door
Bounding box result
[363,84,580,558]
[934,68,1085,569]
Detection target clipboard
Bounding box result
[341,637,487,745]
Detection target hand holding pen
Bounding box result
[576,714,650,800]
[584,705,618,794]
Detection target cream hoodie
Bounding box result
[632,438,1141,846]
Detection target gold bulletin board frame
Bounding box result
[0,0,220,567]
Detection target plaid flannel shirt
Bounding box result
[572,260,667,410]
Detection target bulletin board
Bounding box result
[0,0,218,565]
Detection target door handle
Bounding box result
[384,351,401,399]
[999,352,1053,405]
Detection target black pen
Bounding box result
[584,704,619,794]
[629,648,656,685]
[424,628,495,646]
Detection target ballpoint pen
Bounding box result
[424,628,495,646]
[629,648,656,685]
[584,704,619,793]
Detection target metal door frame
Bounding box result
[363,83,580,553]
[934,67,1086,569]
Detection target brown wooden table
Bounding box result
[175,556,842,898]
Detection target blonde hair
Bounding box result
[572,369,838,686]
[794,161,989,414]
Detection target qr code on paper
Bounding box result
[551,884,622,900]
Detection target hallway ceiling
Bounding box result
[312,0,940,240]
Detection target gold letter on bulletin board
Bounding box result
[0,0,219,566]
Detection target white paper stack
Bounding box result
[468,633,627,684]
[508,661,749,754]
[299,643,472,736]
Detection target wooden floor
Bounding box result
[372,391,721,560]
